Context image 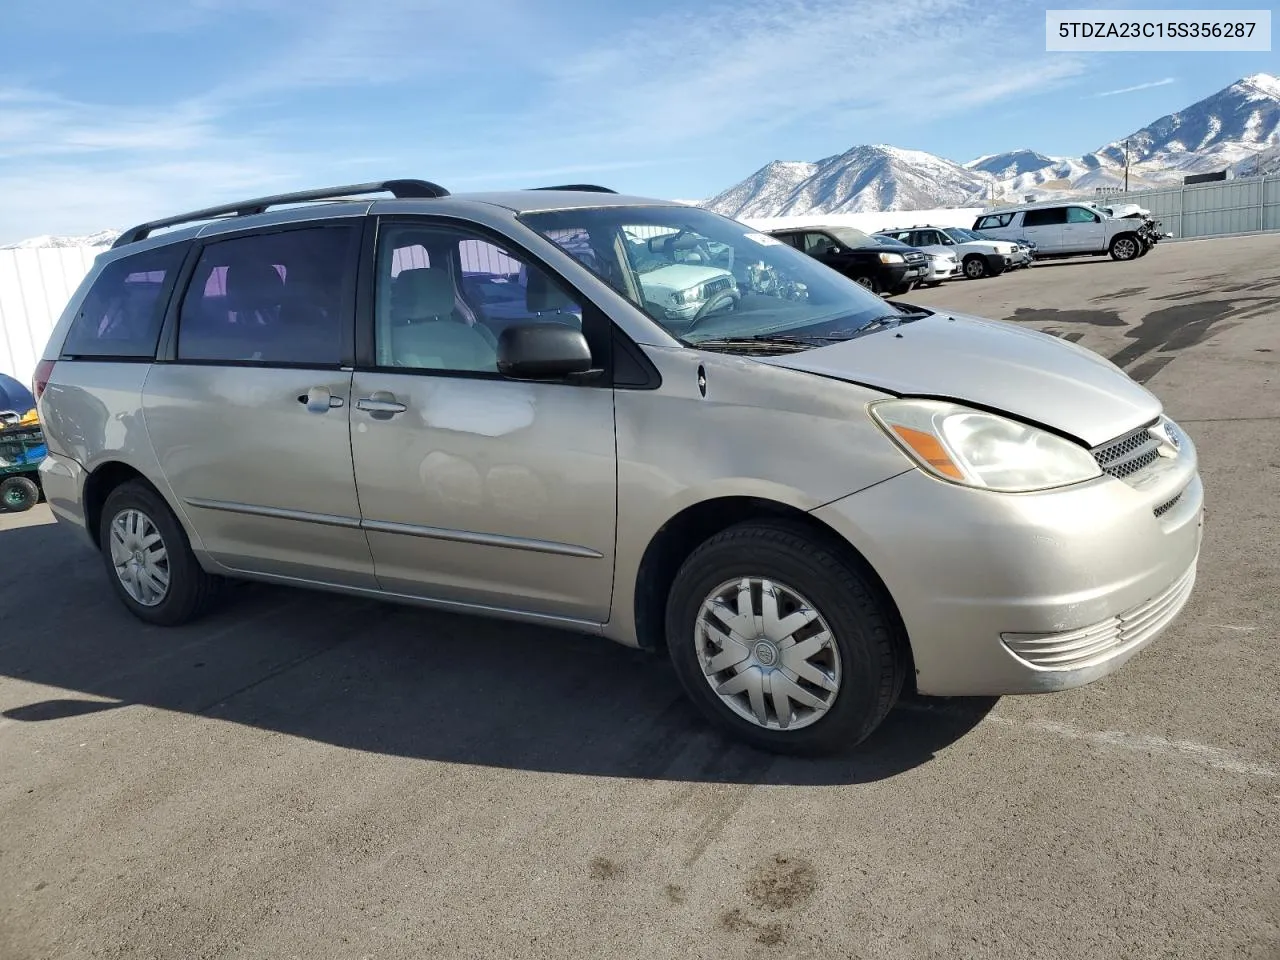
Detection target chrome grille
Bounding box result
[1092,423,1161,479]
[1154,491,1184,518]
[1002,561,1197,670]
[702,277,733,298]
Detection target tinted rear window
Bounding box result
[61,245,186,359]
[176,225,357,366]
[1023,207,1067,227]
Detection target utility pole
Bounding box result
[1124,139,1130,192]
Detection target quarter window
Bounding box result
[374,223,584,373]
[177,225,357,366]
[974,213,1014,230]
[61,245,186,359]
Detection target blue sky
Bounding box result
[0,0,1275,242]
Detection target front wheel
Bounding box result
[0,475,39,512]
[962,255,988,280]
[852,274,881,295]
[1110,234,1140,261]
[98,480,219,626]
[665,520,906,755]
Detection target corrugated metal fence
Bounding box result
[0,246,102,387]
[1101,173,1280,240]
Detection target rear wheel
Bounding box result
[962,255,988,279]
[665,520,906,755]
[98,480,218,626]
[0,476,39,512]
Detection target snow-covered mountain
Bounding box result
[706,145,988,218]
[1,229,118,250]
[964,149,1061,179]
[705,73,1280,217]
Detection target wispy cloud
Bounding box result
[1092,77,1176,98]
[1,0,1092,241]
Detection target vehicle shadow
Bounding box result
[0,518,995,786]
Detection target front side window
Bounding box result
[177,225,357,366]
[61,245,186,359]
[373,222,585,373]
[1066,206,1099,223]
[803,232,837,254]
[521,206,890,345]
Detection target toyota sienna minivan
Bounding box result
[34,180,1204,754]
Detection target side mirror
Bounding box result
[497,322,596,381]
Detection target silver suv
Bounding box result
[34,180,1204,755]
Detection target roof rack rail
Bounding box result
[111,179,449,248]
[529,184,617,193]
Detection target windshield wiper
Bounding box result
[688,335,818,352]
[691,312,932,351]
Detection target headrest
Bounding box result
[393,267,455,318]
[525,268,574,314]
[225,261,285,303]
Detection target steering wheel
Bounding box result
[684,290,740,332]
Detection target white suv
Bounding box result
[972,202,1162,262]
[875,226,1017,280]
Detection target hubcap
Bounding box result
[965,260,983,278]
[1116,239,1136,259]
[109,508,170,607]
[3,489,23,507]
[694,577,841,731]
[855,276,874,289]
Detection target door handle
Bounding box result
[298,387,345,413]
[356,392,407,419]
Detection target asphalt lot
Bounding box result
[2,235,1278,960]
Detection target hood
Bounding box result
[759,310,1160,447]
[637,264,733,298]
[968,238,1014,253]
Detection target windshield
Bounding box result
[946,227,985,242]
[829,226,874,248]
[519,206,892,344]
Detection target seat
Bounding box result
[388,267,497,371]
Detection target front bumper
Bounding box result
[986,252,1014,272]
[812,430,1203,696]
[925,259,960,281]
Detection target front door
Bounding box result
[349,219,617,624]
[1062,205,1107,253]
[144,221,376,588]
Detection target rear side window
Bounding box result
[1023,208,1067,227]
[973,213,1014,230]
[177,225,358,366]
[60,245,185,359]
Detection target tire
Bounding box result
[665,520,907,755]
[98,479,218,626]
[1109,234,1140,261]
[0,476,39,512]
[852,274,881,295]
[962,255,988,280]
[1136,239,1151,257]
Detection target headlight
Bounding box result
[669,286,701,305]
[868,398,1102,492]
[878,252,905,264]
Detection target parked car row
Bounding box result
[765,200,1169,296]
